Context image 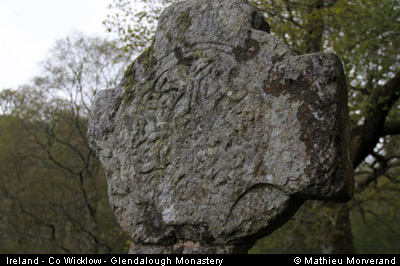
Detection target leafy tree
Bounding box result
[104,0,181,54]
[104,0,400,253]
[0,33,132,253]
[35,32,132,115]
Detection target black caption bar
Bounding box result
[1,254,398,266]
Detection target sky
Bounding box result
[0,0,113,89]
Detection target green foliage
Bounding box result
[250,202,352,254]
[352,179,400,254]
[0,34,131,254]
[250,184,400,254]
[0,88,130,254]
[326,0,400,121]
[253,0,326,54]
[103,0,183,54]
[35,32,131,116]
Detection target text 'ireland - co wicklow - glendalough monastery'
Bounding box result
[88,0,354,254]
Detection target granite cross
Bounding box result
[88,0,354,254]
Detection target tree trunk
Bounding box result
[332,207,355,254]
[321,205,355,254]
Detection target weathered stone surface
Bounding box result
[88,0,354,253]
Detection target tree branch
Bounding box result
[352,72,400,168]
[355,163,387,193]
[383,120,400,136]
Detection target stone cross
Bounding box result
[88,0,354,254]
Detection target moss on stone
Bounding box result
[122,63,138,103]
[192,50,211,61]
[142,81,155,93]
[141,45,157,74]
[192,50,205,59]
[177,10,192,35]
[123,84,134,103]
[175,65,191,83]
[166,31,172,42]
[179,36,190,47]
[176,10,192,46]
[115,95,123,108]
